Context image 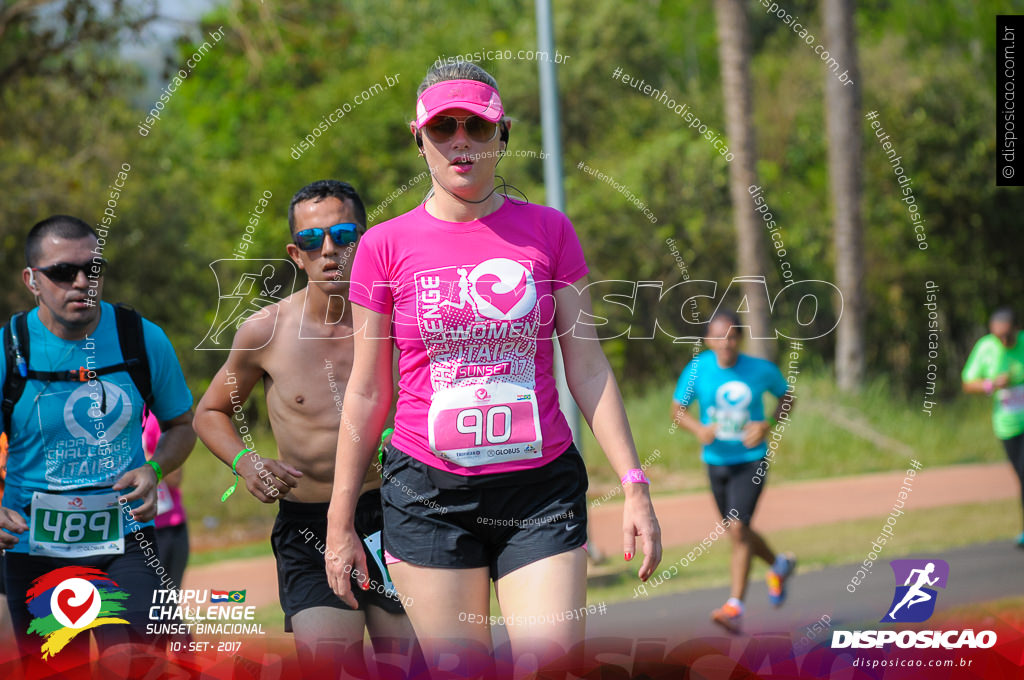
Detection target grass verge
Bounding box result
[583,369,998,494]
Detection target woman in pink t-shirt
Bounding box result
[326,61,661,669]
[143,410,189,589]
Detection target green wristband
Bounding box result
[221,449,253,503]
[145,460,163,484]
[769,417,778,427]
[378,428,394,471]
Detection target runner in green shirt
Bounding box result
[962,308,1024,547]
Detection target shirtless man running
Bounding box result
[193,180,414,674]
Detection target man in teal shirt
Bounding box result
[0,215,195,663]
[962,307,1024,547]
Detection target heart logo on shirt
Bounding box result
[716,381,753,410]
[466,258,537,321]
[474,271,528,315]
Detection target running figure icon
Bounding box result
[209,264,283,344]
[439,267,472,310]
[888,562,939,619]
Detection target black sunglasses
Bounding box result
[293,223,360,251]
[32,259,107,283]
[423,115,499,144]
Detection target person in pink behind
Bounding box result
[325,61,662,674]
[142,409,189,589]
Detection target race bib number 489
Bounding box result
[29,492,124,557]
[428,383,543,467]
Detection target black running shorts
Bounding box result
[270,490,404,633]
[380,443,588,581]
[707,458,766,524]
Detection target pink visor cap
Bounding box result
[413,79,504,129]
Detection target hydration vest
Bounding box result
[1,304,155,437]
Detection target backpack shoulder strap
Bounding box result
[2,312,30,437]
[113,304,155,413]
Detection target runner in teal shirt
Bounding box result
[672,311,796,634]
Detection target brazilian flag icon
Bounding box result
[228,590,246,603]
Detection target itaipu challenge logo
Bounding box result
[26,566,130,658]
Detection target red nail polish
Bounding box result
[625,552,632,561]
[361,582,370,590]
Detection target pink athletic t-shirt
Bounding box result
[142,410,186,528]
[349,199,588,475]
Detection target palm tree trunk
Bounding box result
[824,0,865,391]
[714,0,773,359]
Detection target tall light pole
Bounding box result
[535,0,581,446]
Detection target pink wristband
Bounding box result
[983,379,994,395]
[621,469,650,486]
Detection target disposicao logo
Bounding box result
[882,559,948,623]
[832,558,996,650]
[26,566,130,658]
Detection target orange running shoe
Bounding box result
[711,600,743,634]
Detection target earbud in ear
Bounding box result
[28,270,37,289]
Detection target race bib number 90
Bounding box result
[428,383,543,467]
[30,491,124,557]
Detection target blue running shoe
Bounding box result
[767,552,796,607]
